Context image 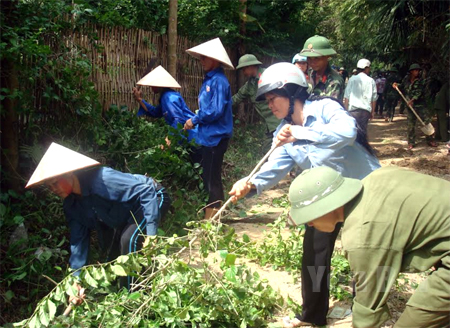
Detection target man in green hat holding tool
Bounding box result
[300,35,344,101]
[233,54,281,141]
[288,166,450,328]
[393,63,437,148]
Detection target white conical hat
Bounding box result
[136,65,181,88]
[186,38,234,70]
[25,143,100,188]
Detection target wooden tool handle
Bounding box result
[210,142,280,221]
[394,86,426,126]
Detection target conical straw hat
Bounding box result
[25,143,101,188]
[186,38,234,70]
[136,65,181,88]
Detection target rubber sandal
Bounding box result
[408,144,414,150]
[282,316,314,327]
[427,141,437,147]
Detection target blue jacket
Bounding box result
[251,98,380,194]
[137,89,198,142]
[63,167,161,272]
[191,67,233,147]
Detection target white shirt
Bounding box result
[344,73,378,112]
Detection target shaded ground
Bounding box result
[222,114,449,327]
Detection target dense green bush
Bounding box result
[0,189,68,323]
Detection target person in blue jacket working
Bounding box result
[184,38,234,220]
[132,65,197,144]
[26,143,171,303]
[229,63,380,328]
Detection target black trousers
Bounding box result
[349,109,371,138]
[201,137,229,209]
[298,223,342,326]
[385,97,398,119]
[375,93,384,115]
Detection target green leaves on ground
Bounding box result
[15,231,283,328]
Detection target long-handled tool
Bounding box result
[210,142,281,221]
[394,86,435,136]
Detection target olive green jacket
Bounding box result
[310,64,344,101]
[232,67,281,132]
[342,166,450,328]
[434,82,449,113]
[399,75,426,107]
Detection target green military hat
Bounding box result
[288,166,362,225]
[408,63,422,71]
[300,35,337,57]
[236,54,262,70]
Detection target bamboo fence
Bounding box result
[69,24,240,112]
[21,23,277,134]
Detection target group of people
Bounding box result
[340,60,448,148]
[26,34,449,328]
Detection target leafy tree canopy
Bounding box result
[323,0,449,78]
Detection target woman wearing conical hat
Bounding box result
[132,65,197,144]
[183,38,234,220]
[26,143,171,298]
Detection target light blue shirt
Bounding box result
[250,98,380,194]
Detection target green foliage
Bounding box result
[325,0,449,78]
[72,0,169,33]
[238,216,304,276]
[11,225,283,328]
[178,0,241,44]
[96,105,206,233]
[330,252,352,301]
[223,122,266,189]
[0,189,69,323]
[194,214,352,301]
[0,0,103,149]
[98,105,201,186]
[177,0,319,58]
[242,0,318,58]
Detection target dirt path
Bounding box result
[224,115,449,327]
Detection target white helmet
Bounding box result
[256,62,308,101]
[292,54,307,64]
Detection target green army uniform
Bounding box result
[310,63,344,102]
[433,82,449,141]
[288,166,450,328]
[299,35,344,102]
[342,167,450,328]
[398,74,433,145]
[383,71,402,121]
[232,67,281,133]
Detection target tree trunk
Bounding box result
[237,0,247,124]
[168,0,178,78]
